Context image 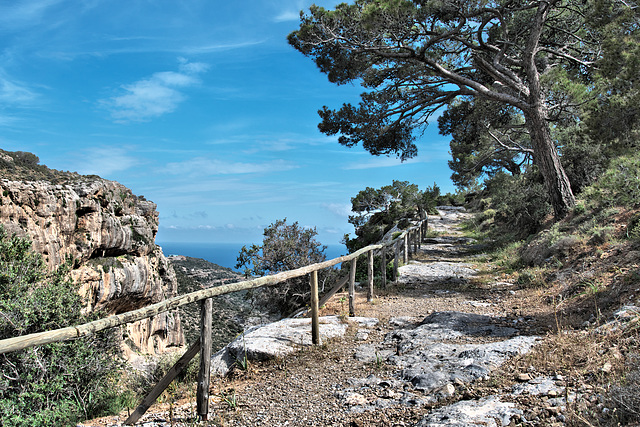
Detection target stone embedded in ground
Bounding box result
[344,392,368,406]
[210,315,350,376]
[354,344,395,363]
[416,396,523,427]
[388,316,419,328]
[350,311,538,398]
[398,261,477,283]
[348,317,380,328]
[512,376,564,397]
[419,311,519,337]
[517,373,532,382]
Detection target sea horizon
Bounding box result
[158,241,348,272]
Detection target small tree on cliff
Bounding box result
[236,219,328,315]
[287,0,618,218]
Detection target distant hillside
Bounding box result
[169,255,271,351]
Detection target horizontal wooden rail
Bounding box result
[0,220,426,355]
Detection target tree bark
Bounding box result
[522,0,576,218]
[524,107,576,217]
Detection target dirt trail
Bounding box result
[83,208,555,427]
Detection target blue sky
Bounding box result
[0,0,455,246]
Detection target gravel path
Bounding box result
[82,208,552,427]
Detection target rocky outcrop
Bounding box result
[210,316,362,377]
[0,155,184,355]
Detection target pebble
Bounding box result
[518,373,532,381]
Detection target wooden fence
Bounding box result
[0,217,428,423]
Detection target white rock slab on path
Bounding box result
[210,315,378,377]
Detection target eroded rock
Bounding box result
[0,177,184,354]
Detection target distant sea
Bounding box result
[158,242,348,272]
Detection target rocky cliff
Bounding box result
[0,149,184,354]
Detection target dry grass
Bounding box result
[476,205,640,426]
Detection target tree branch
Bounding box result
[486,126,535,154]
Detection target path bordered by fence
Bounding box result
[0,217,428,423]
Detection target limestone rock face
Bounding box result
[0,176,184,355]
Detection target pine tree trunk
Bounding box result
[525,107,576,218]
[522,1,576,219]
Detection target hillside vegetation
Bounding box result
[169,256,250,350]
[0,149,94,184]
[458,153,640,425]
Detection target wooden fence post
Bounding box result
[403,234,409,263]
[349,258,357,316]
[310,271,320,345]
[197,298,213,421]
[124,339,201,425]
[367,250,374,302]
[381,247,387,289]
[393,241,399,282]
[413,230,418,253]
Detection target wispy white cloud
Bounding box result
[0,115,20,127]
[42,39,266,62]
[274,10,300,22]
[164,157,298,176]
[71,147,139,177]
[101,59,209,123]
[0,71,38,105]
[0,0,66,29]
[273,0,303,22]
[322,202,353,218]
[342,156,423,170]
[182,40,266,55]
[321,227,343,235]
[242,139,297,154]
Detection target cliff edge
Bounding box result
[0,149,184,355]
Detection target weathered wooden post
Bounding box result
[367,250,374,302]
[393,241,399,282]
[310,270,320,345]
[403,234,409,263]
[413,230,418,253]
[197,298,213,420]
[349,257,357,316]
[125,339,202,425]
[381,246,387,289]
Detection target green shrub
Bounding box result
[627,214,640,240]
[573,201,587,216]
[608,354,640,424]
[436,191,465,207]
[491,240,525,271]
[516,267,549,288]
[483,171,551,236]
[561,136,608,195]
[586,225,616,245]
[236,219,329,315]
[582,153,640,209]
[0,226,124,425]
